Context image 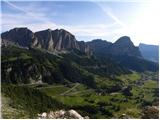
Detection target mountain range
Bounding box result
[1,28,91,55]
[1,27,159,85]
[1,28,145,57]
[1,27,159,119]
[87,36,142,58]
[3,27,158,62]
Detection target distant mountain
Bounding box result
[87,37,158,72]
[87,36,142,57]
[1,28,91,55]
[1,28,158,73]
[110,36,142,57]
[139,43,159,63]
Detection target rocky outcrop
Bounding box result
[86,39,112,57]
[1,28,91,55]
[1,27,36,47]
[110,36,142,57]
[141,106,159,119]
[38,110,89,119]
[34,29,79,51]
[87,36,142,57]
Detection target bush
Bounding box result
[122,86,133,96]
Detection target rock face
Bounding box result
[38,110,89,119]
[86,39,112,57]
[34,29,79,51]
[110,36,142,57]
[1,28,91,55]
[1,27,35,47]
[1,28,141,57]
[87,36,142,57]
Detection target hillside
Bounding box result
[1,28,159,119]
[139,43,159,63]
[87,36,142,57]
[1,45,129,86]
[87,37,158,72]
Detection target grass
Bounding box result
[2,53,32,63]
[57,96,89,106]
[1,94,30,119]
[143,80,158,89]
[50,86,141,118]
[2,72,158,119]
[1,84,64,118]
[116,72,141,85]
[40,85,70,97]
[1,45,158,119]
[37,72,158,118]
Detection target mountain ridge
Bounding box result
[1,27,158,73]
[1,27,91,55]
[86,36,142,58]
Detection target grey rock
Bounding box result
[1,28,91,55]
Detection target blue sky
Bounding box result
[1,0,160,45]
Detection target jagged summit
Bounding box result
[1,28,142,57]
[1,27,91,55]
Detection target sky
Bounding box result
[1,0,160,46]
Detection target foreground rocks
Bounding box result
[38,109,89,119]
[141,106,159,119]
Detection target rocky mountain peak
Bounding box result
[1,27,35,47]
[1,27,91,55]
[3,27,33,35]
[110,36,141,57]
[114,36,134,46]
[87,36,142,57]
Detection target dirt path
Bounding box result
[65,89,93,96]
[60,83,80,96]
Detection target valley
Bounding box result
[38,72,158,119]
[1,28,159,119]
[2,70,158,118]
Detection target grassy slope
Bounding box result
[1,94,30,119]
[2,72,158,119]
[1,46,159,118]
[1,84,64,118]
[38,72,158,118]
